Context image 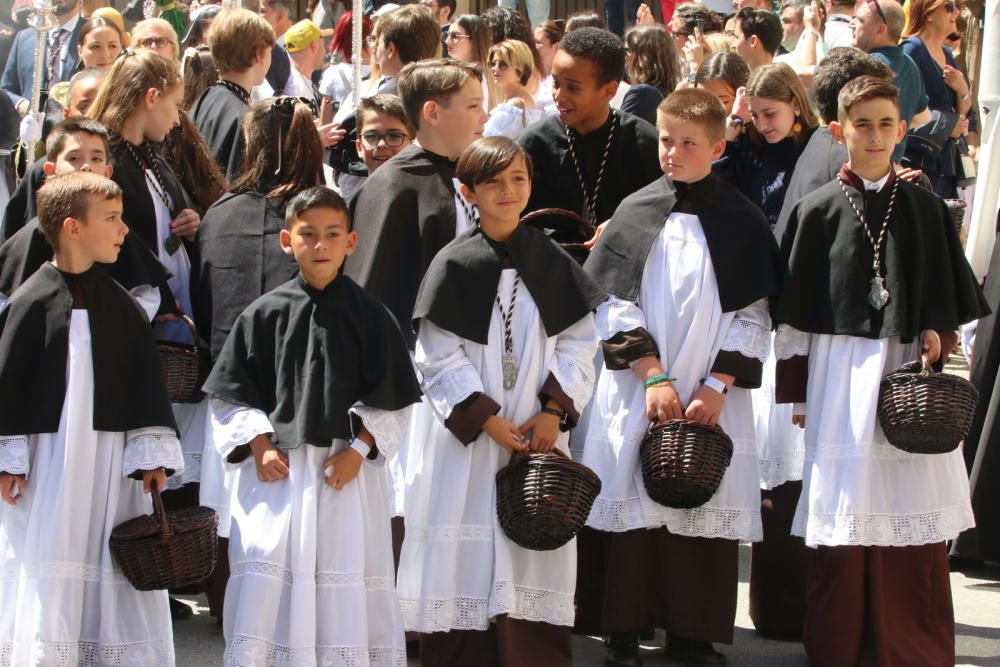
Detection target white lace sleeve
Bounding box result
[0,435,29,477]
[122,427,184,479]
[416,319,487,422]
[129,284,160,322]
[548,313,599,415]
[595,295,647,341]
[208,398,274,469]
[349,404,414,463]
[774,324,811,360]
[720,298,771,362]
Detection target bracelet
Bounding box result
[541,405,568,424]
[728,114,744,127]
[959,91,971,102]
[349,438,371,458]
[700,376,729,395]
[644,372,676,389]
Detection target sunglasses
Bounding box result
[866,0,887,24]
[360,130,409,148]
[445,31,470,42]
[943,1,958,11]
[136,36,173,49]
[488,59,510,70]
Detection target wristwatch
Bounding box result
[700,376,729,395]
[541,405,569,425]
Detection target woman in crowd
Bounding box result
[76,16,124,72]
[695,51,750,116]
[446,14,501,110]
[484,39,545,138]
[621,24,681,124]
[319,11,373,120]
[181,4,221,50]
[534,18,564,78]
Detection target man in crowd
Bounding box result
[2,0,80,115]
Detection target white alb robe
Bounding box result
[582,212,767,541]
[397,269,598,633]
[0,311,184,667]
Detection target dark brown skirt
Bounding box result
[574,526,738,643]
[419,615,572,667]
[802,542,955,667]
[749,481,808,639]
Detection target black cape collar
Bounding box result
[584,174,783,312]
[0,263,177,436]
[412,224,606,344]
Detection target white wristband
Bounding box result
[701,375,728,395]
[349,438,371,458]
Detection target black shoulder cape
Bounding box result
[0,263,177,436]
[413,224,606,344]
[775,168,988,339]
[202,274,421,448]
[585,174,784,312]
[190,191,299,361]
[773,127,846,241]
[344,144,460,347]
[0,218,172,298]
[0,156,45,241]
[110,141,192,253]
[191,83,249,180]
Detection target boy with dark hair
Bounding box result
[338,93,413,200]
[0,172,182,662]
[579,88,782,666]
[733,7,783,69]
[775,76,988,666]
[193,8,275,178]
[203,185,421,665]
[518,27,660,230]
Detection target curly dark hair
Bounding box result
[673,3,724,36]
[557,26,625,86]
[480,6,542,71]
[813,47,893,123]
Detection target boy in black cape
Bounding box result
[773,76,988,666]
[202,186,421,662]
[517,27,661,230]
[578,89,783,666]
[0,172,182,661]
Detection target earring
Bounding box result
[792,114,802,134]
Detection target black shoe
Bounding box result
[169,596,193,620]
[605,631,642,666]
[665,638,726,665]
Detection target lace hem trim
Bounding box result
[350,405,412,460]
[757,452,805,489]
[229,561,394,590]
[720,317,770,363]
[403,524,494,542]
[0,435,29,476]
[4,560,129,584]
[225,635,406,667]
[793,502,976,547]
[122,428,184,478]
[400,580,575,633]
[586,495,762,540]
[168,452,203,489]
[210,401,274,460]
[0,638,174,666]
[595,296,645,341]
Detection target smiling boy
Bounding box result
[774,76,988,666]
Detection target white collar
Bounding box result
[860,171,891,192]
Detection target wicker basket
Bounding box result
[520,208,594,264]
[496,450,602,551]
[877,357,979,454]
[944,199,966,238]
[640,420,733,509]
[158,315,206,404]
[110,480,219,591]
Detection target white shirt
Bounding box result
[283,64,317,104]
[49,13,80,81]
[860,171,891,192]
[824,14,855,49]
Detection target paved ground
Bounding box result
[173,549,1000,666]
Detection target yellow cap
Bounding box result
[284,19,322,53]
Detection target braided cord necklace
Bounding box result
[216,79,251,105]
[564,109,617,224]
[838,176,899,310]
[496,273,520,390]
[122,140,181,255]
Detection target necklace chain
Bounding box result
[495,273,520,355]
[564,110,617,223]
[216,79,250,105]
[838,176,898,274]
[123,141,173,213]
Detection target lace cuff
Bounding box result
[422,363,486,424]
[774,324,810,360]
[129,284,161,322]
[595,296,647,340]
[208,399,274,467]
[0,435,29,477]
[123,427,184,479]
[349,403,413,462]
[720,301,771,362]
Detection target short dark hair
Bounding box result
[557,27,625,86]
[378,5,441,65]
[736,7,782,55]
[37,172,122,250]
[813,47,893,123]
[695,51,750,92]
[356,93,413,136]
[657,87,727,142]
[45,116,110,162]
[674,4,725,36]
[439,0,456,19]
[285,186,350,230]
[397,59,481,131]
[565,11,605,31]
[838,75,900,122]
[456,136,533,189]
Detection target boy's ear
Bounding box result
[895,119,907,145]
[599,79,619,104]
[829,120,845,144]
[103,164,114,178]
[62,216,81,240]
[355,137,364,156]
[749,35,760,50]
[710,137,727,161]
[422,100,440,128]
[459,182,476,205]
[42,161,57,177]
[279,228,294,256]
[344,229,358,256]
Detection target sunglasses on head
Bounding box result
[942,1,958,12]
[866,0,887,23]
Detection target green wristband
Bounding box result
[643,372,676,389]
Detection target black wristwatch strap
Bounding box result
[541,405,569,423]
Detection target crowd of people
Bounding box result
[0,0,996,665]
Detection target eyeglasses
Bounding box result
[136,36,173,50]
[445,31,470,42]
[866,0,887,24]
[360,130,409,148]
[488,59,510,70]
[943,1,958,11]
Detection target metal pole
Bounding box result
[352,0,362,101]
[23,0,55,165]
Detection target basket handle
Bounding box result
[179,314,199,346]
[150,478,173,544]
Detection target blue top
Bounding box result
[712,131,812,227]
[870,45,929,163]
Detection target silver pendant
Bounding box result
[164,235,181,256]
[869,276,890,310]
[502,353,518,390]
